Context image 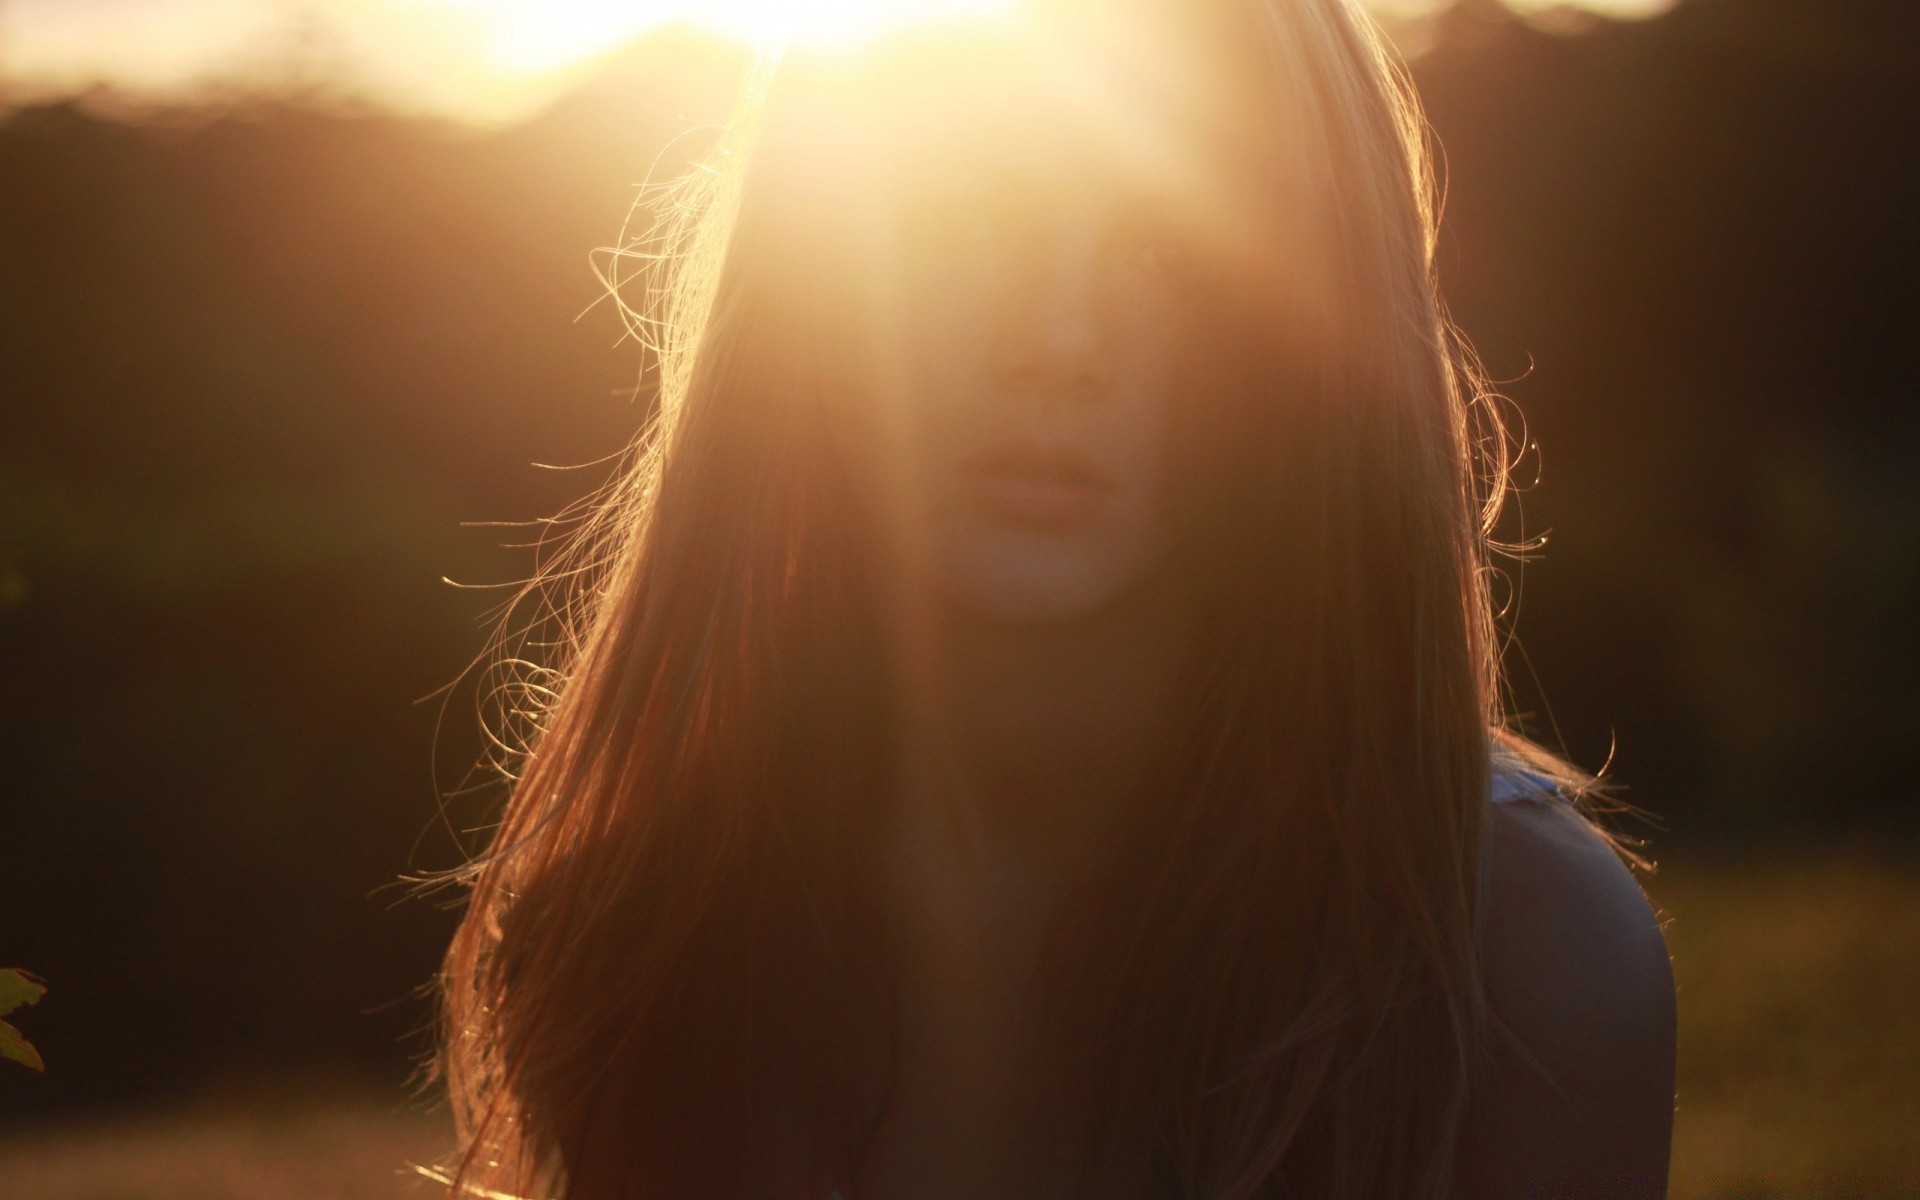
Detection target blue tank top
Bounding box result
[1488,764,1563,807]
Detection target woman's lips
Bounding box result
[959,443,1114,528]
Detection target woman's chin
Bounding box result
[937,559,1137,626]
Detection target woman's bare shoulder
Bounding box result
[1452,792,1678,1198]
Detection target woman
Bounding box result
[435,1,1676,1196]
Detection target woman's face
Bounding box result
[868,111,1187,625]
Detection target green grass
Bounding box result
[1652,850,1920,1196]
[0,1085,452,1200]
[1,853,1915,1198]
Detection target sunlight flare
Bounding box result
[418,0,1017,69]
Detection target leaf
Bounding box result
[0,1020,42,1072]
[0,969,46,1019]
[0,971,46,1071]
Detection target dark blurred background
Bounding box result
[1,0,1915,1188]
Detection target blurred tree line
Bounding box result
[0,0,1914,1119]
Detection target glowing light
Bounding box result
[0,0,1684,126]
[1503,0,1679,18]
[418,0,1016,70]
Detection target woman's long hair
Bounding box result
[435,2,1598,1196]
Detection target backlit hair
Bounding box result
[436,2,1595,1196]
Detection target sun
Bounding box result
[422,0,1016,72]
[694,0,1017,47]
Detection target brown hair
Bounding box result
[435,2,1592,1196]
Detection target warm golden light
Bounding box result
[421,0,1017,70]
[0,1,1687,126]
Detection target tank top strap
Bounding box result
[1488,764,1562,806]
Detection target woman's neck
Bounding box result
[891,567,1194,883]
[862,569,1193,1199]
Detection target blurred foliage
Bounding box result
[0,971,47,1072]
[1414,0,1920,830]
[0,28,749,1120]
[0,0,1914,1134]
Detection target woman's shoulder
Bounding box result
[1477,767,1669,998]
[1458,768,1677,1194]
[1476,772,1672,1024]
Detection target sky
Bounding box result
[0,0,1682,125]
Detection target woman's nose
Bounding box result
[990,226,1111,404]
